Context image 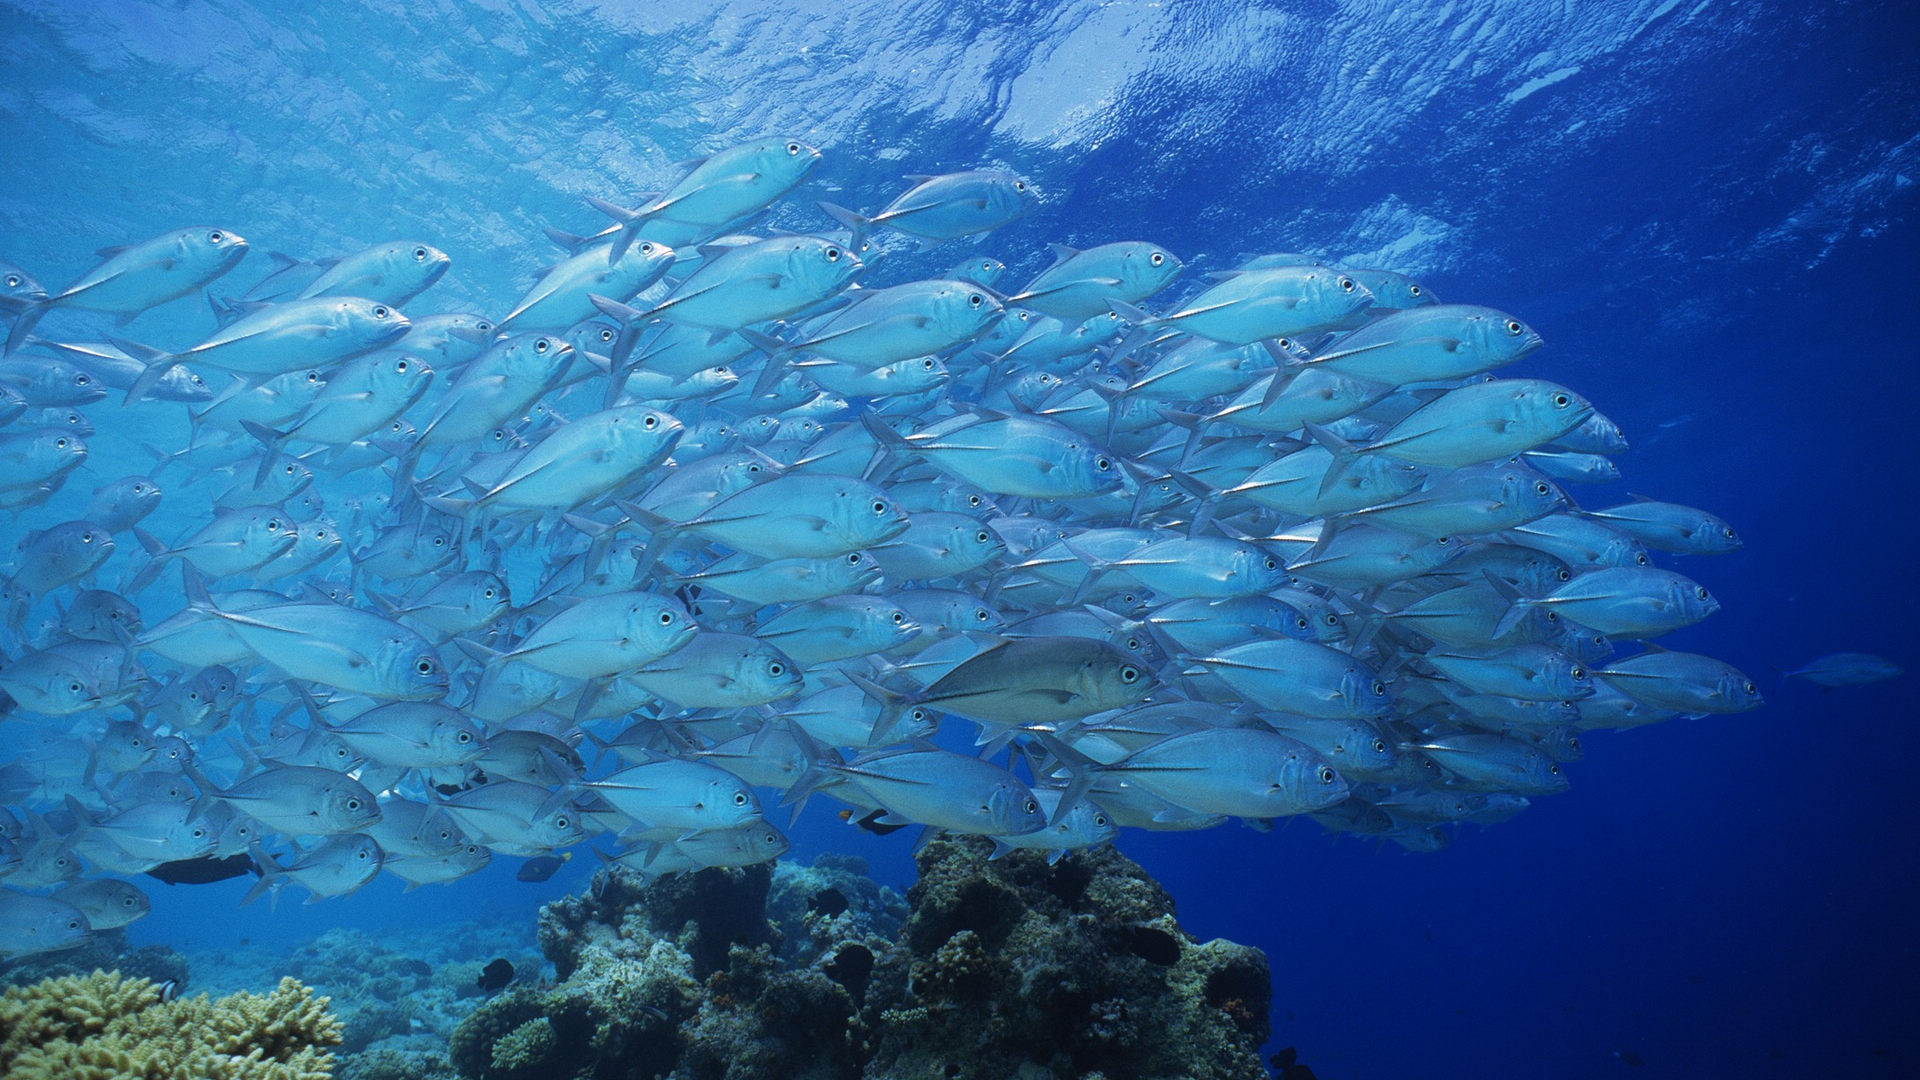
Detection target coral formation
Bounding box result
[445,842,1271,1080]
[860,837,1272,1080]
[0,970,342,1080]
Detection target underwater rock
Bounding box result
[0,969,342,1080]
[449,929,697,1080]
[861,837,1272,1080]
[449,846,1271,1080]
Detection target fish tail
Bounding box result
[239,421,291,487]
[816,201,870,252]
[2,298,50,355]
[110,337,177,405]
[584,195,647,264]
[1304,421,1361,498]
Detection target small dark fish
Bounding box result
[396,958,431,978]
[1614,1050,1646,1068]
[145,853,258,886]
[839,808,911,836]
[516,853,571,882]
[806,887,849,917]
[1269,1047,1319,1080]
[477,958,514,992]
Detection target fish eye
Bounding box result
[373,305,391,318]
[1409,284,1423,297]
[1557,568,1572,581]
[67,919,82,930]
[1534,481,1552,495]
[133,482,146,493]
[733,792,749,806]
[639,242,656,255]
[1014,180,1026,191]
[658,611,674,625]
[969,294,983,307]
[846,553,862,565]
[1318,766,1336,783]
[1149,252,1165,266]
[535,338,552,353]
[555,817,569,828]
[1095,456,1111,471]
[1635,552,1650,565]
[1024,799,1038,814]
[786,142,801,155]
[766,661,786,677]
[600,328,616,342]
[1552,393,1570,407]
[267,519,280,531]
[1572,666,1587,680]
[891,610,906,624]
[872,499,887,514]
[347,798,363,811]
[307,370,321,383]
[416,659,435,675]
[1506,320,1523,335]
[1325,613,1338,625]
[1744,681,1756,694]
[644,415,658,429]
[80,532,93,543]
[413,246,429,260]
[1371,680,1386,695]
[1371,738,1388,754]
[1696,587,1710,600]
[457,730,472,743]
[56,437,68,448]
[477,320,493,332]
[1549,763,1561,775]
[1120,665,1139,683]
[69,681,82,693]
[825,247,841,261]
[1437,536,1451,546]
[1339,277,1355,292]
[3,275,16,287]
[968,494,982,507]
[394,359,409,373]
[209,230,224,242]
[75,373,90,386]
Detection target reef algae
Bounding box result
[0,969,342,1080]
[447,843,1269,1080]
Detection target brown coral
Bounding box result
[0,971,343,1080]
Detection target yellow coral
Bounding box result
[0,970,161,1073]
[0,972,343,1080]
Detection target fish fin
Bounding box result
[109,338,178,405]
[584,196,645,263]
[543,227,591,254]
[816,202,870,251]
[3,299,50,354]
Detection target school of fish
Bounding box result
[0,137,1776,958]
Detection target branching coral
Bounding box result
[0,970,343,1080]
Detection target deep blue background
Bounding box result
[4,1,1916,1077]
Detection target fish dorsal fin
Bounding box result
[95,245,130,260]
[1045,243,1081,267]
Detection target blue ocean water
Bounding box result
[1,1,1915,1078]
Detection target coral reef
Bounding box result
[860,837,1272,1080]
[0,933,188,995]
[446,843,1271,1080]
[0,969,342,1080]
